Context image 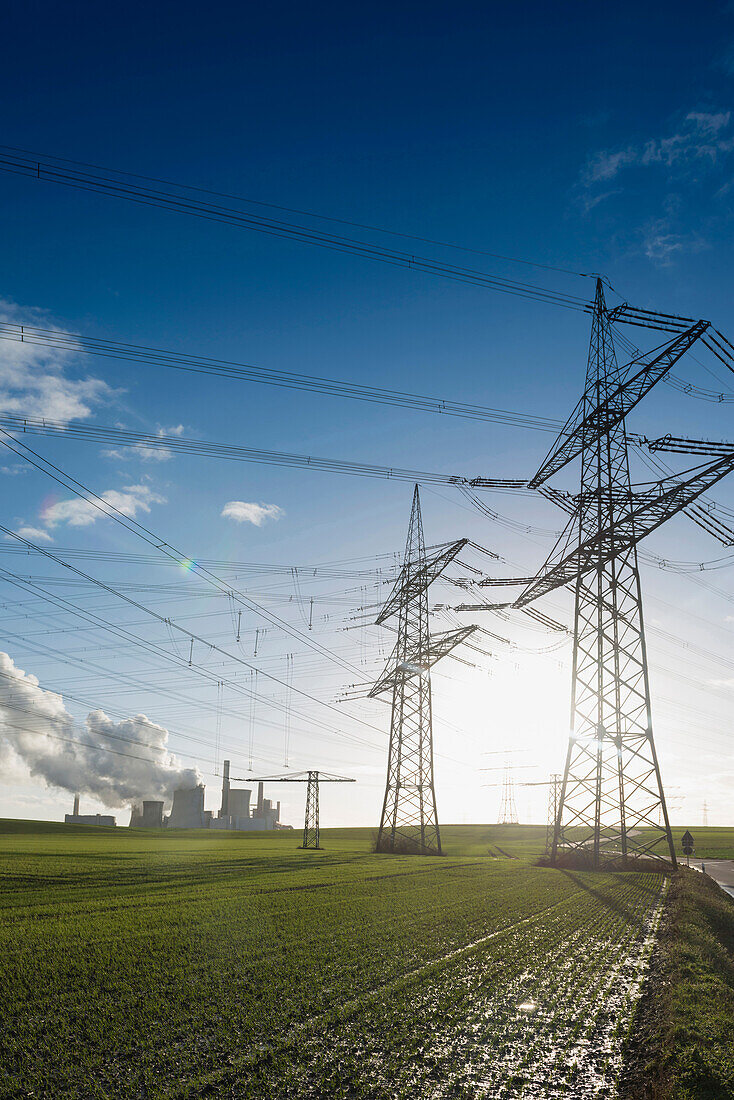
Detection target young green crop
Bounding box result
[0,821,669,1099]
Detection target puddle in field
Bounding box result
[461,879,668,1098]
[291,878,668,1099]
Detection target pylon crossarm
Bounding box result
[369,624,477,697]
[529,321,708,488]
[517,449,734,607]
[608,302,698,334]
[376,537,467,624]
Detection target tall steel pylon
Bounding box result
[372,486,475,853]
[244,771,355,850]
[550,281,675,866]
[545,773,561,854]
[497,763,518,825]
[303,770,319,849]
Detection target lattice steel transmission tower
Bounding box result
[545,773,561,854]
[498,764,518,825]
[372,486,475,853]
[556,280,675,865]
[303,770,319,848]
[243,771,354,850]
[522,280,712,868]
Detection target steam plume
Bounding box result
[0,652,201,807]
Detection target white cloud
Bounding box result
[221,500,284,526]
[132,444,172,462]
[642,221,709,265]
[585,148,637,183]
[13,526,53,543]
[103,428,183,464]
[584,112,734,188]
[42,483,164,529]
[0,298,113,422]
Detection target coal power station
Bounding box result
[62,764,290,831]
[127,762,290,830]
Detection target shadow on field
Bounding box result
[559,870,663,927]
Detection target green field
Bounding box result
[2,819,702,1099]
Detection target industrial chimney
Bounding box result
[220,759,230,818]
[257,781,264,817]
[73,793,80,817]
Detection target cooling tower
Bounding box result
[128,803,144,827]
[228,788,251,818]
[142,801,164,828]
[167,784,206,828]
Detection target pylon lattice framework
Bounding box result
[373,486,475,854]
[303,770,319,849]
[498,765,518,825]
[541,282,677,867]
[244,771,354,850]
[545,773,561,854]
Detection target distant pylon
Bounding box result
[373,486,475,854]
[549,281,676,867]
[303,770,320,849]
[498,763,518,825]
[703,799,709,828]
[545,773,561,853]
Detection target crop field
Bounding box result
[0,820,685,1099]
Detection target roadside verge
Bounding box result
[619,869,734,1099]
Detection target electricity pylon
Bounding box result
[303,770,319,848]
[242,771,355,849]
[498,764,518,824]
[372,485,475,854]
[546,773,561,854]
[520,280,717,868]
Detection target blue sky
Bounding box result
[1,1,734,829]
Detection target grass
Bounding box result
[0,818,672,1098]
[619,868,734,1100]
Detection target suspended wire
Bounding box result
[0,144,589,277]
[284,654,293,768]
[0,330,563,431]
[214,680,224,776]
[0,150,593,312]
[0,546,385,744]
[248,669,256,771]
[0,428,372,679]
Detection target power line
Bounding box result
[0,144,589,277]
[0,414,552,483]
[0,324,562,432]
[0,427,377,679]
[0,149,593,312]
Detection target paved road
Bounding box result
[694,859,734,898]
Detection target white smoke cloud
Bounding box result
[0,652,200,808]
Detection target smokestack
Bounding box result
[276,799,281,822]
[257,781,264,817]
[220,759,230,818]
[73,793,80,816]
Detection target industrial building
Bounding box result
[123,763,289,830]
[64,794,116,827]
